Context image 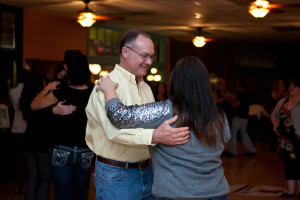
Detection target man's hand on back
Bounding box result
[152,115,190,145]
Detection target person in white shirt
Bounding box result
[8,69,30,193]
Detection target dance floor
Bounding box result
[0,142,291,200]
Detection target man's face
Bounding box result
[122,35,155,78]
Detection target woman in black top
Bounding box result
[31,53,94,200]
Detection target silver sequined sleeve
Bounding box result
[105,98,172,129]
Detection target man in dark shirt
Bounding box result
[226,80,256,156]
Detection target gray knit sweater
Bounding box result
[105,98,230,199]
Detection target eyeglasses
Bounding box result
[125,46,156,62]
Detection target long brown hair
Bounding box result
[169,56,225,146]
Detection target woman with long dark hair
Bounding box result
[98,56,230,200]
[31,53,95,200]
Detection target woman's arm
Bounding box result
[97,76,172,129]
[270,112,278,133]
[30,81,60,110]
[270,98,286,134]
[105,98,172,129]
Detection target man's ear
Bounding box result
[122,47,129,59]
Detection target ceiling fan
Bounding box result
[192,27,218,47]
[248,0,300,18]
[77,0,124,27]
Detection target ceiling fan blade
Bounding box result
[270,3,300,9]
[16,1,76,7]
[95,15,124,20]
[205,38,215,42]
[225,0,250,6]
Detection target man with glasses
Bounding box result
[85,29,190,200]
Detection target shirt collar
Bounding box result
[114,64,144,83]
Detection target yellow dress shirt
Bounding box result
[85,64,155,162]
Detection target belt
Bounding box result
[97,156,150,170]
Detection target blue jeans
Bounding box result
[94,158,153,200]
[152,195,229,200]
[25,152,51,200]
[50,145,95,200]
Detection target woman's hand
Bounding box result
[47,81,60,90]
[52,100,76,115]
[96,76,118,93]
[96,76,119,103]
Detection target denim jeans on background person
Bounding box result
[25,152,51,200]
[50,145,95,200]
[152,195,230,200]
[94,158,153,200]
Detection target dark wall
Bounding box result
[0,4,23,101]
[170,38,300,104]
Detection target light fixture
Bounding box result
[193,27,206,47]
[154,75,161,82]
[194,1,201,6]
[77,0,97,27]
[195,13,201,19]
[193,36,206,47]
[89,64,101,74]
[249,0,270,18]
[150,68,158,74]
[147,75,154,81]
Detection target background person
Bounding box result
[154,82,168,102]
[247,97,269,143]
[224,80,256,156]
[53,63,68,89]
[53,50,81,89]
[270,79,288,111]
[267,78,289,152]
[271,78,300,198]
[97,56,230,200]
[85,29,190,200]
[213,79,234,126]
[8,69,30,193]
[31,53,94,200]
[19,73,52,200]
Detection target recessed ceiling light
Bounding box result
[194,2,201,6]
[195,13,201,19]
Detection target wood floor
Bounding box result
[223,142,290,200]
[0,142,294,200]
